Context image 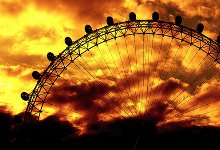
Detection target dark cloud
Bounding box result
[47,67,159,119]
[0,52,48,81]
[24,25,59,40]
[136,0,219,34]
[153,78,184,95]
[0,66,24,77]
[155,50,219,97]
[181,84,220,113]
[32,0,125,26]
[0,1,27,16]
[150,78,185,105]
[48,80,115,111]
[47,79,125,124]
[186,0,220,25]
[46,76,188,126]
[194,85,220,103]
[0,48,47,68]
[48,68,148,107]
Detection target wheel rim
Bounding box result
[23,19,220,131]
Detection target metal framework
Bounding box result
[23,19,220,124]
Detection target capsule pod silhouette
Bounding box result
[197,23,204,33]
[175,16,182,25]
[152,12,159,21]
[129,12,136,21]
[106,16,114,26]
[21,92,29,101]
[65,37,73,46]
[217,35,220,44]
[32,71,41,80]
[47,52,55,61]
[85,25,92,34]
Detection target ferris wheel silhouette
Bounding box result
[21,10,220,137]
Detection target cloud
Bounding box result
[45,75,190,130]
[31,0,125,26]
[48,80,114,110]
[181,84,220,114]
[194,85,220,103]
[134,0,219,38]
[0,1,27,16]
[0,66,24,77]
[23,25,58,40]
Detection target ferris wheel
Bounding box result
[21,10,220,135]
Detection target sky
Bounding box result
[0,0,220,148]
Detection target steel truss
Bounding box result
[23,20,220,124]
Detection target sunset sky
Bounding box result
[0,0,220,148]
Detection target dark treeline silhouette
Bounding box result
[1,109,219,150]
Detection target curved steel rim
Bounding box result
[24,19,220,124]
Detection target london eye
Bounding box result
[21,11,220,148]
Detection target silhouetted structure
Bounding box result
[20,11,220,149]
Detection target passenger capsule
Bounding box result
[65,37,73,46]
[217,35,220,44]
[197,23,204,33]
[106,16,114,26]
[129,12,136,21]
[32,71,41,80]
[175,16,182,25]
[21,92,29,101]
[152,12,159,21]
[85,25,92,34]
[47,52,55,61]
